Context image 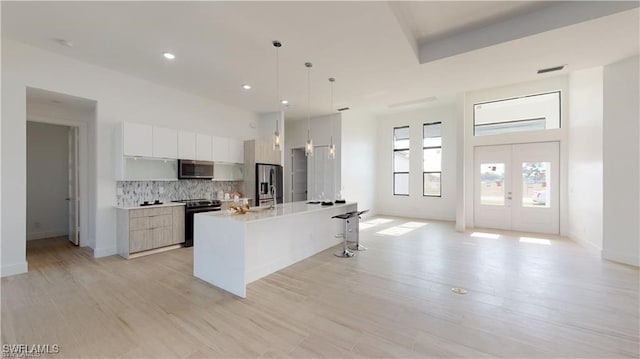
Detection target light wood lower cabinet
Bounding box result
[117,205,185,259]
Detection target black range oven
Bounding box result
[172,199,221,247]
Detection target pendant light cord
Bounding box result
[306,62,312,138]
[329,78,334,142]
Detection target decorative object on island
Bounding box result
[304,62,314,157]
[229,203,250,215]
[328,77,336,160]
[272,40,282,151]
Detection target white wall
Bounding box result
[284,114,342,203]
[26,122,69,240]
[341,110,377,216]
[602,55,639,266]
[375,104,456,220]
[1,39,259,276]
[462,75,570,233]
[567,67,603,254]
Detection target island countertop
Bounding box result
[194,200,358,297]
[199,201,357,223]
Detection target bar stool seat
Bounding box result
[332,212,359,258]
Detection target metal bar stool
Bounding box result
[347,210,369,251]
[332,212,358,258]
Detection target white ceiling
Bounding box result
[2,1,638,119]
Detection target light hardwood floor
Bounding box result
[2,218,638,358]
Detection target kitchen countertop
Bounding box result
[198,201,356,223]
[114,202,186,210]
[219,197,252,202]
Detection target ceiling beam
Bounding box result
[418,1,639,64]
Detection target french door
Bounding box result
[474,142,559,234]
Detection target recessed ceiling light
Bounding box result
[162,52,175,60]
[242,84,252,90]
[281,100,289,105]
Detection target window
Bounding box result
[393,126,410,195]
[423,122,442,196]
[474,91,561,136]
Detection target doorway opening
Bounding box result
[474,141,560,234]
[291,148,308,202]
[25,87,96,270]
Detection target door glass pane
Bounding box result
[522,162,550,208]
[394,173,409,195]
[394,150,410,172]
[424,173,441,196]
[480,163,505,205]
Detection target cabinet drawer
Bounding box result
[130,217,150,230]
[130,207,173,219]
[145,207,173,216]
[152,227,174,248]
[129,229,153,253]
[149,214,172,228]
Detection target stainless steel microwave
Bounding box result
[178,160,214,179]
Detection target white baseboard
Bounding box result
[1,261,28,277]
[602,249,640,267]
[568,233,602,258]
[93,246,117,258]
[27,229,68,240]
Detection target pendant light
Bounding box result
[304,62,314,157]
[272,40,282,151]
[328,77,336,160]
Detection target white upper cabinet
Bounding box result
[212,136,229,162]
[178,131,196,160]
[228,139,244,164]
[196,134,213,161]
[152,127,178,159]
[123,122,153,157]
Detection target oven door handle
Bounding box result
[186,207,222,214]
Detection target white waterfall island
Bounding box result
[193,201,357,297]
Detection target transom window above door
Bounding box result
[474,91,561,136]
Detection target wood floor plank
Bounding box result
[2,223,638,358]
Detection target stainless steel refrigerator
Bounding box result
[256,163,283,207]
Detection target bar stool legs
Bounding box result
[334,217,355,257]
[347,209,369,251]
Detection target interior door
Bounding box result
[474,142,559,234]
[68,127,80,245]
[291,148,307,202]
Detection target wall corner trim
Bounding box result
[1,262,29,278]
[601,249,640,267]
[93,246,118,258]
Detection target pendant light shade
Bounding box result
[272,40,282,151]
[305,62,314,157]
[328,77,336,160]
[273,119,280,151]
